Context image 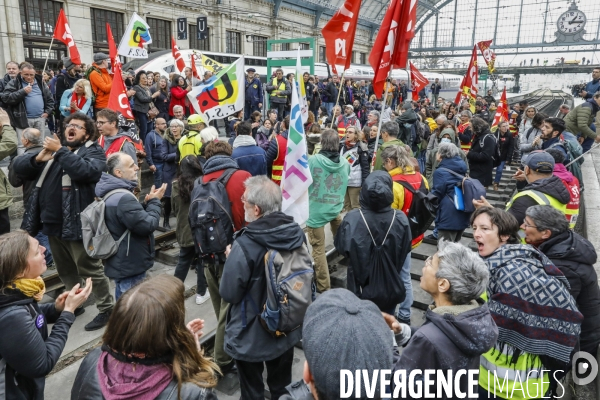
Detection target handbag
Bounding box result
[148,102,160,119]
[21,159,54,236]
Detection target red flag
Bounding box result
[454,46,478,113]
[409,62,429,101]
[477,40,496,73]
[191,53,201,80]
[321,0,361,75]
[394,0,418,68]
[369,0,403,98]
[490,87,508,132]
[107,62,134,120]
[172,37,186,73]
[106,23,118,64]
[53,9,81,65]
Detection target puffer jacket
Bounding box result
[71,348,217,400]
[538,230,600,354]
[339,140,370,187]
[334,171,412,308]
[395,300,498,399]
[95,173,161,280]
[564,99,600,139]
[431,156,471,231]
[0,125,18,210]
[0,74,54,129]
[466,129,496,187]
[132,84,153,113]
[519,126,542,164]
[12,140,106,239]
[220,212,305,362]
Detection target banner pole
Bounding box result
[329,70,346,130]
[370,68,394,172]
[42,37,55,74]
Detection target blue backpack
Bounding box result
[440,168,487,213]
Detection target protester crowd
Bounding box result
[1,56,600,400]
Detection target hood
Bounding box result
[553,164,574,184]
[0,288,32,309]
[398,108,418,124]
[380,138,404,150]
[539,230,597,266]
[162,128,181,145]
[526,175,570,204]
[232,135,257,149]
[438,156,467,175]
[586,98,600,113]
[438,127,456,142]
[426,302,499,357]
[202,155,239,175]
[104,132,133,147]
[95,173,137,198]
[242,212,305,251]
[315,151,346,171]
[359,171,394,212]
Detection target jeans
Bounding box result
[396,251,412,323]
[581,136,594,154]
[494,161,506,184]
[324,102,334,115]
[134,111,149,143]
[235,346,295,400]
[418,151,426,174]
[35,231,53,265]
[173,246,207,295]
[151,162,164,188]
[244,102,261,120]
[273,103,286,121]
[115,272,147,300]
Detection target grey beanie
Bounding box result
[62,57,75,70]
[302,289,393,400]
[93,52,109,63]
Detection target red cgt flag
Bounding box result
[321,0,361,75]
[394,0,418,69]
[172,37,186,73]
[369,0,403,98]
[477,40,496,73]
[53,9,81,65]
[454,45,478,112]
[490,87,509,132]
[191,53,201,80]
[409,62,429,101]
[107,61,134,120]
[106,23,118,64]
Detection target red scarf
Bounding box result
[70,92,86,114]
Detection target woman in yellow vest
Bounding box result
[471,207,583,400]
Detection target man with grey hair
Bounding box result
[0,61,19,109]
[374,121,404,170]
[366,110,380,128]
[221,175,309,399]
[387,240,498,396]
[558,104,570,120]
[307,129,350,292]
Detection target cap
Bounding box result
[246,68,256,72]
[344,104,354,110]
[93,52,109,63]
[187,114,206,126]
[302,289,393,400]
[62,57,75,71]
[526,150,555,173]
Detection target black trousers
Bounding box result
[0,208,9,235]
[235,346,295,400]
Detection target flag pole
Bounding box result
[42,37,55,74]
[370,68,394,172]
[329,70,346,130]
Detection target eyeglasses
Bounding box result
[65,124,86,131]
[522,220,538,230]
[96,120,109,126]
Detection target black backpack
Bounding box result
[482,133,501,168]
[188,169,237,256]
[395,177,435,239]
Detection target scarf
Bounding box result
[232,135,257,149]
[344,140,356,149]
[202,155,240,175]
[12,277,46,302]
[484,244,583,363]
[70,92,86,114]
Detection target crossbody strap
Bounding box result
[359,209,397,247]
[36,159,54,188]
[103,189,138,254]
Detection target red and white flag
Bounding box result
[53,9,81,65]
[107,23,134,120]
[477,40,496,73]
[321,0,361,75]
[172,37,186,73]
[191,53,201,80]
[454,45,478,113]
[106,23,118,65]
[409,62,429,101]
[394,0,418,69]
[490,87,508,132]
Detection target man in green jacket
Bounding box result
[564,93,600,153]
[307,129,350,292]
[0,108,18,234]
[374,121,405,170]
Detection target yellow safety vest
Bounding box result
[270,79,287,100]
[178,131,203,161]
[505,189,567,243]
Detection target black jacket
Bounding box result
[0,73,12,108]
[539,230,600,354]
[132,85,153,113]
[396,108,418,145]
[507,175,570,224]
[325,82,340,104]
[220,212,305,362]
[334,171,412,309]
[466,129,495,187]
[94,173,161,280]
[0,290,75,400]
[395,302,498,399]
[71,348,217,400]
[0,74,54,129]
[8,145,43,203]
[497,131,514,162]
[12,141,106,239]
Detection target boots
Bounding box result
[162,197,172,229]
[163,215,171,230]
[493,182,499,191]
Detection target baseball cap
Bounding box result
[526,150,555,173]
[246,68,256,72]
[187,114,206,125]
[302,289,393,400]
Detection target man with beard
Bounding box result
[0,61,19,109]
[335,104,361,139]
[12,112,114,330]
[95,109,138,163]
